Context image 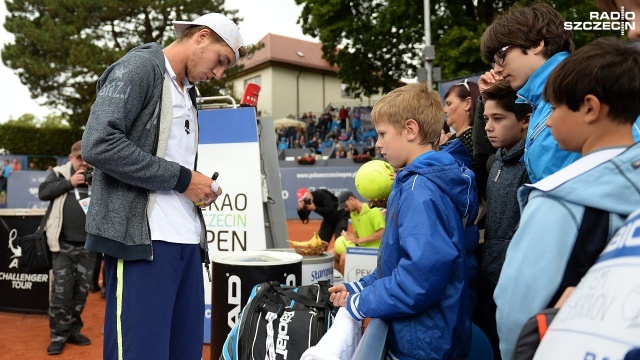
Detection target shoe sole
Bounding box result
[47,348,63,355]
[67,337,91,346]
[67,341,91,346]
[47,342,64,355]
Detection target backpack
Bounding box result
[511,307,559,360]
[220,281,338,360]
[511,206,611,360]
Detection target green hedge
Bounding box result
[0,124,84,156]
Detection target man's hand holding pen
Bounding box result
[187,171,222,207]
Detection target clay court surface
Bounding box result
[0,219,325,360]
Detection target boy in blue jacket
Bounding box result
[494,38,640,360]
[329,83,479,359]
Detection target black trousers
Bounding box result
[317,213,349,242]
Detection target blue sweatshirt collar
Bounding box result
[516,51,570,110]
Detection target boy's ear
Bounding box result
[405,119,420,141]
[531,39,545,56]
[522,113,531,131]
[583,94,601,125]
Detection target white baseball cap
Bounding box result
[173,13,243,63]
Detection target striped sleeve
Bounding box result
[346,293,366,321]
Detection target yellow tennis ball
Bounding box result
[355,160,394,200]
[334,235,355,255]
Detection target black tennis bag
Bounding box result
[220,281,337,360]
[17,226,52,273]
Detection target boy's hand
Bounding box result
[328,284,349,307]
[554,286,576,308]
[479,69,502,92]
[332,291,348,307]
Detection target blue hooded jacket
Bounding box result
[344,148,479,359]
[442,139,480,298]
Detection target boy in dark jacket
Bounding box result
[328,83,479,359]
[477,80,532,357]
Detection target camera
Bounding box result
[304,198,312,206]
[83,169,93,184]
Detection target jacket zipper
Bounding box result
[146,75,164,261]
[526,116,549,150]
[494,163,503,182]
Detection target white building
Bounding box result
[227,33,382,119]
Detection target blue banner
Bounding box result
[199,107,259,144]
[6,171,50,209]
[3,159,366,220]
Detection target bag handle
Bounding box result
[271,283,330,309]
[38,200,54,230]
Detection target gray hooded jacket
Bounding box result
[83,43,208,266]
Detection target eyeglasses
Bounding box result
[492,45,514,67]
[456,78,470,91]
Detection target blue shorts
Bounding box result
[103,240,204,360]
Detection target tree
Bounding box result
[295,0,617,96]
[2,0,240,129]
[41,113,71,128]
[4,112,71,128]
[4,113,38,127]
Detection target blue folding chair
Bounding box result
[467,323,494,360]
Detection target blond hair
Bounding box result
[371,83,443,145]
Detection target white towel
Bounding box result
[300,307,362,360]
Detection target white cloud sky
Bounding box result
[0,0,316,122]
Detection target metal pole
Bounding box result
[424,0,433,88]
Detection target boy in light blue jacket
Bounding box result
[494,38,640,360]
[480,4,640,184]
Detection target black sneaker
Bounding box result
[67,334,91,346]
[47,341,64,355]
